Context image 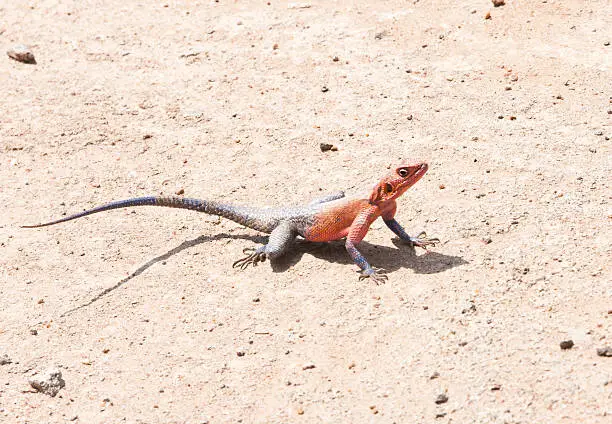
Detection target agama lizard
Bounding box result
[23,162,438,283]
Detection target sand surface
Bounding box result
[1,0,610,422]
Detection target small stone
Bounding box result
[461,300,477,314]
[483,237,493,245]
[492,0,505,7]
[435,393,448,404]
[560,340,574,350]
[302,363,316,370]
[175,188,185,195]
[505,86,512,90]
[7,44,36,64]
[485,11,492,19]
[430,371,440,380]
[143,134,152,140]
[374,31,387,40]
[332,56,339,62]
[320,143,337,152]
[604,41,610,46]
[596,347,612,357]
[594,130,603,136]
[29,368,66,397]
[30,329,38,335]
[321,86,329,92]
[236,349,246,357]
[252,297,260,302]
[0,354,11,365]
[348,362,356,369]
[297,407,304,415]
[439,184,445,190]
[491,384,502,391]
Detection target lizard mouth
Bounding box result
[408,163,428,183]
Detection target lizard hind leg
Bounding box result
[232,221,298,270]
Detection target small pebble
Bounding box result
[491,384,502,391]
[302,363,316,370]
[0,354,11,365]
[175,188,185,195]
[7,44,36,64]
[435,393,448,404]
[320,143,338,152]
[236,349,245,357]
[29,368,65,397]
[439,184,445,190]
[321,86,329,92]
[30,329,38,335]
[492,0,505,6]
[596,347,612,357]
[430,371,440,380]
[297,407,304,415]
[485,11,492,19]
[560,340,574,350]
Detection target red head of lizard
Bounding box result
[369,162,428,205]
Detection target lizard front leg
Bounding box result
[383,218,439,249]
[233,221,297,269]
[346,207,387,284]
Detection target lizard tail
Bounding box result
[21,196,254,229]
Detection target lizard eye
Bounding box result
[385,183,393,193]
[398,168,409,177]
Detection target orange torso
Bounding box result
[304,198,383,242]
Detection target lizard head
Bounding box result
[369,162,428,204]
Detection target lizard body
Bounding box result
[23,162,438,283]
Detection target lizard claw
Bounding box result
[233,247,267,270]
[409,231,440,250]
[358,267,388,285]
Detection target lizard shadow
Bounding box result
[61,233,466,317]
[60,232,262,317]
[271,238,468,275]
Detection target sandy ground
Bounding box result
[1,0,611,422]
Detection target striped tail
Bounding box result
[22,196,226,228]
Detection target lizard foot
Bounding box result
[358,267,388,285]
[409,231,440,250]
[232,247,267,270]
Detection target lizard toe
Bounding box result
[358,268,389,285]
[233,248,267,270]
